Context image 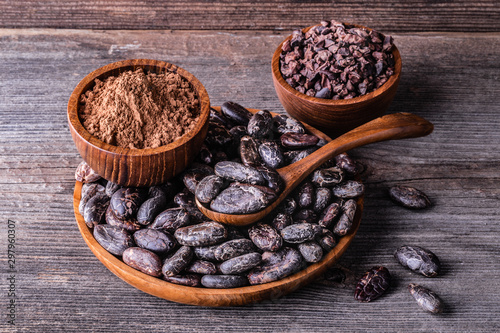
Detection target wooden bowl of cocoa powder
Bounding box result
[68,59,210,187]
[271,21,402,138]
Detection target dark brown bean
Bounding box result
[162,246,193,277]
[214,239,256,261]
[389,185,432,209]
[163,274,201,287]
[83,193,110,228]
[229,125,248,144]
[75,161,101,183]
[332,180,365,198]
[277,197,297,215]
[214,161,266,185]
[298,241,324,263]
[280,133,320,149]
[221,101,253,126]
[123,247,162,277]
[105,181,121,197]
[248,223,283,252]
[316,228,337,251]
[110,187,147,220]
[311,167,344,187]
[313,187,332,213]
[258,140,285,169]
[184,260,217,275]
[201,274,248,288]
[193,244,220,262]
[205,122,234,148]
[335,153,359,175]
[210,184,269,214]
[219,252,262,275]
[271,213,293,231]
[287,147,318,164]
[293,209,318,224]
[174,221,227,247]
[247,247,304,285]
[273,114,306,134]
[105,206,141,232]
[354,266,391,302]
[408,283,444,314]
[136,192,168,225]
[149,207,190,233]
[183,171,209,194]
[133,229,176,254]
[247,110,274,139]
[281,223,322,244]
[394,245,441,277]
[239,135,262,167]
[296,181,315,208]
[333,199,357,236]
[255,165,284,193]
[318,202,341,228]
[93,224,134,256]
[195,175,227,204]
[79,183,106,215]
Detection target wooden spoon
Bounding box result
[196,112,433,226]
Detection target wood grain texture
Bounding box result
[0,1,499,32]
[271,23,402,137]
[0,29,499,331]
[67,59,210,187]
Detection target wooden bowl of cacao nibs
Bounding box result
[67,59,211,187]
[72,104,365,307]
[271,20,402,137]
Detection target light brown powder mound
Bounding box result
[79,68,200,149]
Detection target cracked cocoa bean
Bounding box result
[394,245,441,277]
[247,110,274,139]
[75,161,101,183]
[258,140,285,169]
[332,180,365,198]
[354,266,391,302]
[311,167,344,187]
[248,223,283,252]
[239,136,262,167]
[273,114,306,134]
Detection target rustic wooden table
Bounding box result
[1,2,499,332]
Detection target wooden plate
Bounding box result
[72,107,364,306]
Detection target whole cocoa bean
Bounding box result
[296,181,315,208]
[273,114,306,134]
[214,239,256,261]
[318,202,341,228]
[221,101,253,125]
[214,161,266,185]
[210,107,235,128]
[195,175,227,204]
[105,205,141,232]
[79,183,105,215]
[298,241,324,263]
[354,266,391,302]
[281,223,322,243]
[229,125,248,144]
[271,213,293,231]
[193,244,220,262]
[93,224,134,256]
[105,181,121,197]
[149,207,190,233]
[293,209,318,224]
[162,246,193,277]
[316,228,337,252]
[75,161,101,183]
[136,191,168,225]
[205,122,234,148]
[110,187,147,220]
[408,283,444,314]
[394,245,441,277]
[332,180,365,198]
[335,153,359,175]
[255,165,284,193]
[247,110,274,139]
[210,184,269,214]
[239,136,262,167]
[280,133,319,149]
[248,223,283,252]
[174,221,227,247]
[247,247,304,285]
[133,229,176,254]
[333,199,357,236]
[123,247,162,277]
[184,260,217,275]
[389,185,432,209]
[258,141,285,169]
[219,252,262,275]
[83,193,110,228]
[163,274,201,287]
[313,187,332,213]
[200,274,248,288]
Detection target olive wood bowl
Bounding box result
[72,107,363,307]
[271,23,402,138]
[67,59,210,187]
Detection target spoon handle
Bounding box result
[278,112,434,185]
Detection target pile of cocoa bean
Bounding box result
[279,20,395,99]
[77,101,365,288]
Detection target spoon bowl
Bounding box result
[197,112,433,226]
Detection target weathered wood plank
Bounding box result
[0,1,499,32]
[0,29,499,332]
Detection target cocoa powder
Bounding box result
[79,68,200,149]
